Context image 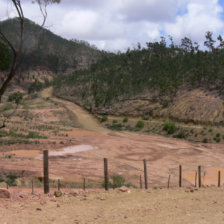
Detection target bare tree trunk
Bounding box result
[0,0,24,103]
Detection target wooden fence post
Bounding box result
[104,158,109,191]
[179,165,182,188]
[140,175,143,189]
[195,171,197,187]
[198,166,201,188]
[58,179,60,191]
[218,171,221,188]
[83,178,86,191]
[32,180,34,195]
[167,175,171,189]
[143,159,148,189]
[43,150,49,194]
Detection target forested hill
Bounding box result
[54,34,224,125]
[0,18,106,72]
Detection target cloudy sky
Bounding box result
[0,0,224,51]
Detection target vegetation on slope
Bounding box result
[0,18,106,72]
[0,41,10,71]
[54,33,224,118]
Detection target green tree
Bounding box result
[0,41,10,71]
[204,31,215,51]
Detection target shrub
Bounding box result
[161,100,169,108]
[101,115,108,122]
[112,120,118,124]
[203,138,208,143]
[214,137,221,143]
[0,174,4,183]
[123,116,128,123]
[136,120,144,129]
[6,173,18,186]
[106,123,123,131]
[174,129,188,139]
[8,92,23,104]
[163,121,176,134]
[0,104,14,111]
[102,174,127,188]
[111,174,126,188]
[26,131,47,139]
[142,116,149,120]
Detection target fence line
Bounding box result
[3,150,224,193]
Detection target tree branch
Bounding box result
[0,0,24,103]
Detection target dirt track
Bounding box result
[0,88,223,187]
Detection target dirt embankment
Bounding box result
[1,187,224,224]
[64,88,224,126]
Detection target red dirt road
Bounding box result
[1,129,224,187]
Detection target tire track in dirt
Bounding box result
[41,87,109,134]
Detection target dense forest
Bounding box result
[0,41,10,71]
[0,18,106,73]
[54,32,224,109]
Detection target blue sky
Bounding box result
[219,0,224,19]
[0,0,224,51]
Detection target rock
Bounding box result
[36,208,42,211]
[54,190,62,197]
[80,197,87,201]
[118,186,129,192]
[69,191,79,197]
[190,189,194,193]
[0,188,10,198]
[69,190,79,197]
[57,204,60,207]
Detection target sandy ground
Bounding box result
[1,187,224,224]
[1,87,224,223]
[0,87,224,188]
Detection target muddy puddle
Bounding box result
[36,144,96,159]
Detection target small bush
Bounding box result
[0,174,4,183]
[161,100,169,108]
[203,138,208,143]
[8,92,23,104]
[163,121,176,134]
[102,174,127,189]
[174,129,188,139]
[106,123,123,131]
[0,104,14,111]
[26,131,47,139]
[136,120,144,129]
[123,116,128,123]
[112,120,118,124]
[111,174,126,188]
[214,137,221,143]
[142,116,149,120]
[6,172,18,186]
[101,115,108,122]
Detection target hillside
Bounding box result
[53,36,224,127]
[0,18,106,72]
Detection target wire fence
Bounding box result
[1,150,223,193]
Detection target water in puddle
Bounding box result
[36,144,95,159]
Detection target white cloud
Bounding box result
[0,0,224,51]
[164,0,224,45]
